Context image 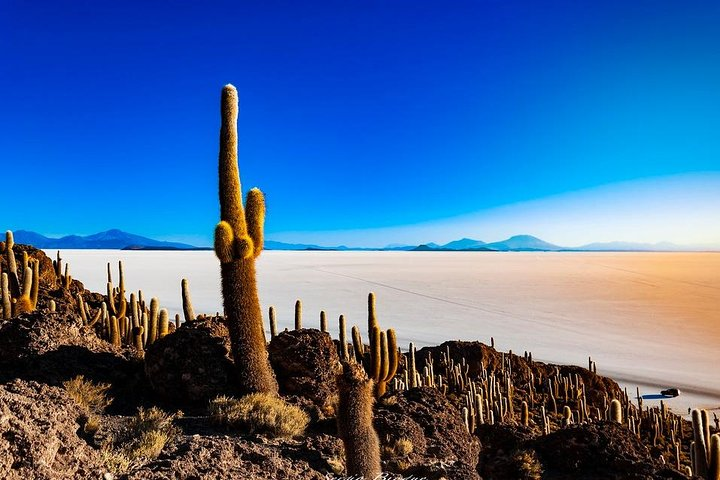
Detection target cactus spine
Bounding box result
[337,362,381,478]
[214,84,277,395]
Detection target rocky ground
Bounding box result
[0,245,706,479]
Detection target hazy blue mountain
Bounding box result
[13,230,198,250]
[11,230,709,252]
[573,241,686,251]
[441,238,486,249]
[485,235,564,251]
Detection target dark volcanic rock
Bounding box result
[0,311,145,414]
[144,318,235,404]
[375,387,480,478]
[125,434,337,479]
[0,311,112,361]
[268,329,342,417]
[533,421,687,479]
[0,379,104,479]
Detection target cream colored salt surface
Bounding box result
[53,249,720,415]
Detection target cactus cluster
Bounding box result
[343,292,400,398]
[76,261,176,354]
[1,231,40,318]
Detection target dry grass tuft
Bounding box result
[83,415,101,436]
[209,393,309,438]
[100,406,181,474]
[63,375,112,412]
[126,407,181,460]
[382,436,414,458]
[394,437,413,456]
[514,450,543,480]
[100,447,131,474]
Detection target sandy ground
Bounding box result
[53,250,720,415]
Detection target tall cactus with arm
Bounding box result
[214,84,278,395]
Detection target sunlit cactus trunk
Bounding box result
[214,84,278,395]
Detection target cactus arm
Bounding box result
[245,188,265,258]
[214,221,235,263]
[385,329,399,381]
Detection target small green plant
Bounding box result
[63,375,113,412]
[209,393,309,438]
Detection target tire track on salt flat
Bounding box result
[309,266,614,339]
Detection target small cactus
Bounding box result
[320,310,327,333]
[709,434,720,480]
[1,273,10,320]
[521,400,529,427]
[692,409,710,477]
[610,399,622,424]
[338,315,348,361]
[158,309,169,338]
[294,299,302,330]
[181,278,195,323]
[269,306,277,338]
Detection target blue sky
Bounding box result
[1,1,719,247]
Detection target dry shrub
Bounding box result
[100,447,131,474]
[210,393,309,438]
[127,407,181,460]
[514,450,543,480]
[382,437,414,458]
[63,375,112,412]
[83,415,101,435]
[394,437,413,456]
[100,407,181,473]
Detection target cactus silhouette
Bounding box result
[214,84,278,395]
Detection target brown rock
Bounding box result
[533,421,687,479]
[374,387,480,478]
[126,433,339,479]
[0,379,104,479]
[144,318,235,403]
[268,329,342,416]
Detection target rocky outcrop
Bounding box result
[0,380,104,479]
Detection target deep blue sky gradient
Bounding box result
[1,1,719,245]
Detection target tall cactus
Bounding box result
[214,84,278,395]
[337,361,382,478]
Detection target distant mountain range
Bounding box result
[12,230,202,250]
[9,230,715,252]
